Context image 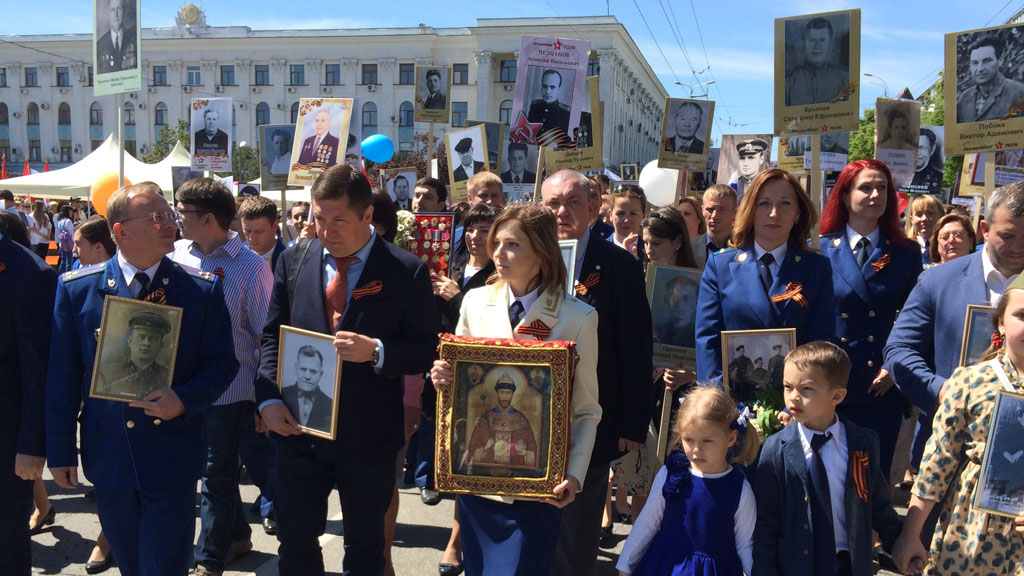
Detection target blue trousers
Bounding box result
[458,495,563,576]
[0,457,33,576]
[239,408,276,519]
[95,484,196,576]
[195,402,253,571]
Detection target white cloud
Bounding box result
[636,41,775,82]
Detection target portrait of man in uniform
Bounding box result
[663,101,707,154]
[909,127,944,194]
[93,307,179,402]
[724,136,771,199]
[95,0,137,74]
[784,15,850,107]
[654,274,699,349]
[193,109,229,155]
[422,69,447,110]
[527,68,572,138]
[721,329,796,402]
[297,108,340,166]
[956,33,1024,123]
[280,345,335,433]
[728,345,755,400]
[501,142,536,184]
[465,372,539,470]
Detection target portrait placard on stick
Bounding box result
[658,98,714,172]
[647,265,702,370]
[544,76,604,173]
[779,135,809,174]
[901,126,946,195]
[380,167,418,210]
[510,36,592,149]
[717,134,773,202]
[445,124,490,204]
[415,66,451,124]
[93,0,141,96]
[944,22,1024,156]
[775,9,861,136]
[288,98,354,187]
[875,98,921,188]
[501,140,540,205]
[975,390,1024,518]
[260,124,296,191]
[190,98,233,172]
[466,120,506,173]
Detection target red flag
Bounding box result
[43,160,50,172]
[23,159,29,177]
[1,155,7,179]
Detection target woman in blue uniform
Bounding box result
[819,159,922,478]
[696,168,835,402]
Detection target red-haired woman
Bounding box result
[819,159,923,478]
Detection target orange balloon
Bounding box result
[90,173,131,217]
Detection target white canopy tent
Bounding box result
[0,135,192,200]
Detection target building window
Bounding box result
[187,66,201,86]
[0,68,6,87]
[361,64,378,85]
[220,65,235,86]
[399,63,414,85]
[125,141,136,157]
[90,102,102,125]
[154,102,167,128]
[453,63,469,85]
[451,101,467,127]
[289,64,305,85]
[26,103,39,125]
[399,101,414,126]
[254,64,270,86]
[499,60,516,83]
[587,57,599,77]
[499,100,513,124]
[124,102,135,125]
[58,102,71,125]
[362,102,377,140]
[290,102,299,123]
[25,67,38,87]
[256,102,270,126]
[0,140,9,161]
[0,103,7,125]
[91,140,102,151]
[325,64,341,86]
[88,66,93,86]
[60,140,71,162]
[29,140,40,161]
[57,67,70,87]
[153,65,167,86]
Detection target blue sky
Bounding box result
[5,0,1022,146]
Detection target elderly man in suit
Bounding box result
[452,138,484,182]
[193,109,229,154]
[297,108,339,166]
[956,34,1024,123]
[662,101,706,154]
[541,169,654,576]
[280,345,333,431]
[0,221,57,576]
[255,164,439,575]
[46,182,239,576]
[95,0,136,73]
[690,184,737,270]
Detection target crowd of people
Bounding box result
[3,160,1024,576]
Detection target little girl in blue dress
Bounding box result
[617,386,759,576]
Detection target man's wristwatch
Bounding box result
[372,343,381,365]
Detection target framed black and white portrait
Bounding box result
[466,120,506,172]
[975,391,1024,518]
[260,124,296,190]
[93,0,141,96]
[658,98,714,172]
[191,97,233,171]
[902,126,946,195]
[276,326,341,440]
[445,124,490,203]
[380,167,417,210]
[717,134,773,202]
[647,265,703,370]
[960,305,997,367]
[720,328,797,401]
[415,66,451,124]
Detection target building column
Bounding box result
[474,51,493,121]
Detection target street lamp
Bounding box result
[674,80,715,98]
[863,73,889,97]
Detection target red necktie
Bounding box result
[325,255,357,329]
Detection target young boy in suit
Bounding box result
[752,341,902,576]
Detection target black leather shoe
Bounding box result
[438,562,464,576]
[85,554,114,574]
[262,516,277,535]
[29,505,55,535]
[420,487,442,506]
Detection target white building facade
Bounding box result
[0,10,666,173]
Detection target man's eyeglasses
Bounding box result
[119,210,180,225]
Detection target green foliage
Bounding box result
[229,145,261,184]
[848,108,875,162]
[142,119,190,164]
[365,132,448,185]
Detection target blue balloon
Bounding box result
[361,134,395,163]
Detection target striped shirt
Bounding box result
[172,231,273,405]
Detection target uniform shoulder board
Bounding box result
[62,264,104,282]
[174,262,216,282]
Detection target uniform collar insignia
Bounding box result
[107,277,116,287]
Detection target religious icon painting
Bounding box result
[960,305,997,367]
[407,212,455,277]
[435,334,576,498]
[90,296,183,403]
[720,328,797,400]
[975,390,1024,518]
[276,326,341,440]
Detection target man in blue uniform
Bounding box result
[46,182,239,576]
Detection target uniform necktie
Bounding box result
[855,238,870,269]
[809,432,837,576]
[514,175,521,184]
[325,255,357,329]
[134,272,151,300]
[508,300,525,327]
[758,253,775,295]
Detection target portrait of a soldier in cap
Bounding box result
[95,310,175,400]
[728,137,770,199]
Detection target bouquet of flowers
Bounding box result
[394,210,416,250]
[751,387,785,442]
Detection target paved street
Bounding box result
[30,466,906,575]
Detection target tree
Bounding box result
[919,73,963,189]
[142,119,190,164]
[227,144,261,185]
[848,109,875,162]
[365,132,449,186]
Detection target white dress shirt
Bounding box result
[796,418,850,552]
[982,245,1018,306]
[846,224,880,260]
[506,285,540,325]
[753,241,788,280]
[117,252,161,298]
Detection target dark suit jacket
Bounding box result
[591,220,613,241]
[663,135,705,154]
[95,29,137,74]
[297,132,340,166]
[393,199,412,212]
[573,234,654,466]
[752,418,903,576]
[270,236,287,273]
[500,170,536,184]
[696,243,836,387]
[46,257,238,490]
[820,232,921,408]
[423,91,446,110]
[255,237,439,455]
[281,385,334,432]
[0,235,57,461]
[956,74,1024,123]
[453,162,484,182]
[527,99,571,136]
[884,250,988,413]
[193,129,229,154]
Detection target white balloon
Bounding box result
[638,160,680,207]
